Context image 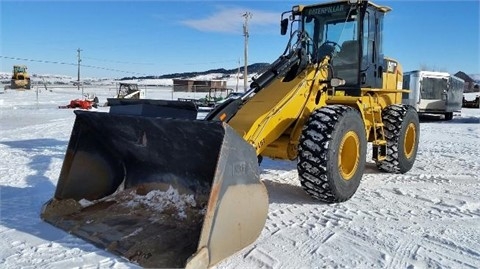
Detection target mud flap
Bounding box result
[41,110,268,268]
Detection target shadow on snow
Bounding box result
[259,158,384,205]
[419,114,480,124]
[0,138,132,265]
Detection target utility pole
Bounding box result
[236,58,240,92]
[77,48,82,93]
[242,12,252,92]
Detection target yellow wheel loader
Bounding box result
[42,1,419,268]
[10,65,31,90]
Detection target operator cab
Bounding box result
[282,0,391,96]
[13,65,27,74]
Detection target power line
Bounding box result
[79,64,149,75]
[0,55,150,76]
[1,55,243,76]
[0,55,76,66]
[83,56,154,66]
[183,59,238,66]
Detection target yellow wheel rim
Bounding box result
[404,122,416,159]
[338,131,360,181]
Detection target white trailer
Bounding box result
[402,70,464,120]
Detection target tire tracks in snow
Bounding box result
[231,136,480,268]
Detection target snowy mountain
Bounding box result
[119,63,270,80]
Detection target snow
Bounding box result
[124,187,198,220]
[1,85,480,269]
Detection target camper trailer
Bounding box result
[403,70,464,120]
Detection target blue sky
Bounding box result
[1,1,479,78]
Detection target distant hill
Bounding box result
[455,71,475,83]
[470,74,480,84]
[120,63,270,81]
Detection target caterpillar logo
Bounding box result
[306,5,345,16]
[233,162,247,176]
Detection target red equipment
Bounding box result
[59,97,99,109]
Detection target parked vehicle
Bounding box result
[463,94,480,108]
[10,65,31,90]
[105,83,145,106]
[402,70,464,120]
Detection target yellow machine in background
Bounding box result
[42,1,420,268]
[10,65,31,90]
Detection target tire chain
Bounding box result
[297,105,351,202]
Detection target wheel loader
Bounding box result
[10,65,31,90]
[41,1,420,268]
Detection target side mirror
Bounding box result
[280,18,289,35]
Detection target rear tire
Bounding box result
[297,105,367,203]
[376,104,419,173]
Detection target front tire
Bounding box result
[297,105,367,203]
[376,105,419,173]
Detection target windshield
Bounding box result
[303,3,360,85]
[14,66,26,73]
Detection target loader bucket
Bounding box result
[41,110,268,268]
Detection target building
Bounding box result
[172,79,227,92]
[454,71,479,93]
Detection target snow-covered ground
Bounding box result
[1,87,479,269]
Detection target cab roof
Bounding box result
[299,0,392,13]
